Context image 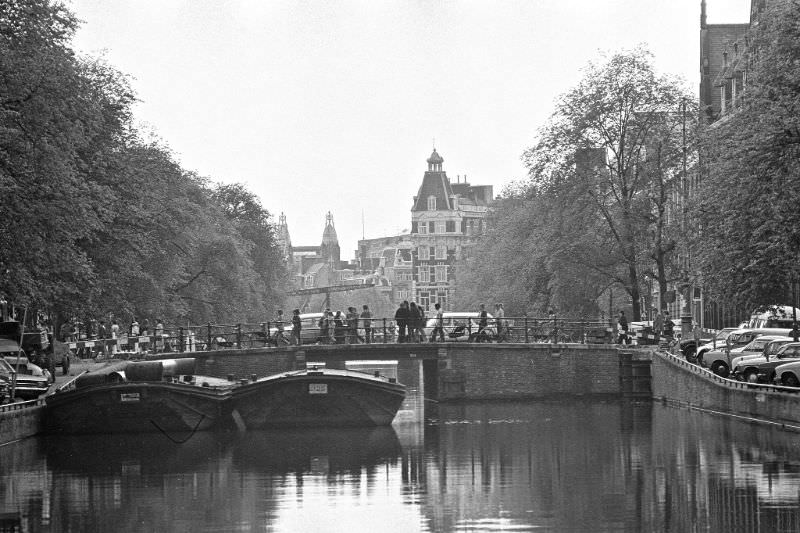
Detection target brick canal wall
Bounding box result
[650,350,800,428]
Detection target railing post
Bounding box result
[261,322,267,346]
[524,317,529,344]
[179,327,184,353]
[467,318,472,340]
[236,323,242,349]
[207,323,212,351]
[382,318,387,344]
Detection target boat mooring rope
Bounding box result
[149,414,206,444]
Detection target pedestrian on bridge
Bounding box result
[360,305,372,343]
[430,303,445,343]
[291,309,302,345]
[395,301,409,343]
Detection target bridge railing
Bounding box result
[62,316,619,356]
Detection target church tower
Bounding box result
[275,212,293,263]
[319,211,341,266]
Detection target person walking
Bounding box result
[318,309,331,344]
[291,309,302,345]
[345,307,359,344]
[430,303,445,342]
[617,310,629,344]
[274,309,287,346]
[333,311,345,344]
[97,320,108,357]
[495,303,506,342]
[395,301,409,343]
[416,304,427,342]
[476,304,488,342]
[409,302,420,342]
[110,319,120,355]
[653,310,664,344]
[360,305,372,343]
[155,319,164,352]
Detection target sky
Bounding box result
[68,0,751,260]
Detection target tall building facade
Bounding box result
[358,149,493,311]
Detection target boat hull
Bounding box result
[228,370,406,429]
[44,382,228,435]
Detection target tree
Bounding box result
[692,0,800,308]
[522,47,695,320]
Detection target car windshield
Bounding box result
[744,339,770,351]
[776,345,800,358]
[715,329,734,341]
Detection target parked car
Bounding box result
[730,336,794,379]
[733,342,800,384]
[694,327,739,366]
[774,358,800,387]
[701,328,794,377]
[0,355,51,400]
[424,312,496,342]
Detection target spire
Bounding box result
[701,0,707,28]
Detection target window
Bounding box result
[397,289,410,300]
[427,196,436,210]
[435,265,448,282]
[419,292,430,311]
[435,245,447,260]
[429,221,435,233]
[418,246,430,260]
[436,221,446,234]
[418,223,428,234]
[446,220,456,233]
[411,221,418,234]
[418,267,430,283]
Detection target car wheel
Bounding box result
[682,344,697,360]
[743,369,759,383]
[711,361,730,378]
[782,373,800,387]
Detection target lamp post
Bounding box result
[680,273,693,339]
[793,277,799,342]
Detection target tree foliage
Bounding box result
[0,0,287,327]
[457,47,694,320]
[692,0,800,308]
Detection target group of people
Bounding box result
[617,309,675,345]
[272,306,376,346]
[393,301,428,343]
[59,316,166,356]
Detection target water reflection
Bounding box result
[2,401,800,532]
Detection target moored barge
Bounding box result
[44,358,234,435]
[228,366,406,429]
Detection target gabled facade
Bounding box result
[358,148,493,312]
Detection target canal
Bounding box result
[2,399,800,532]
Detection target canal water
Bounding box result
[2,399,800,532]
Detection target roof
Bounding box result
[426,149,443,165]
[412,171,453,211]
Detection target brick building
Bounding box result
[357,149,493,311]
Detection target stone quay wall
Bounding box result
[0,403,44,446]
[650,350,800,428]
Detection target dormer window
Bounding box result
[427,196,436,211]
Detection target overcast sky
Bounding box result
[68,0,751,260]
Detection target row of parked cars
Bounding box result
[0,338,54,402]
[690,326,800,386]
